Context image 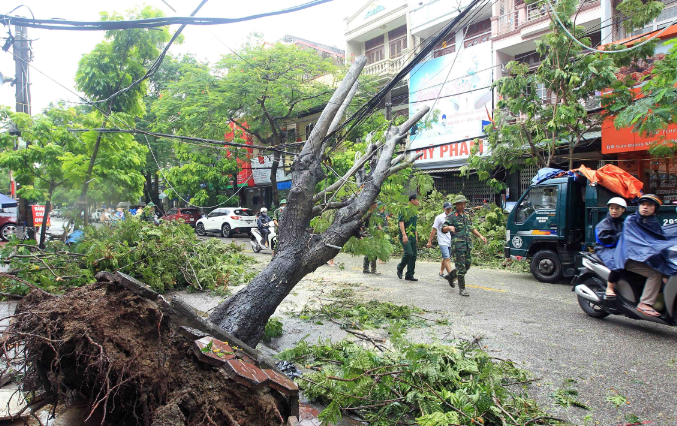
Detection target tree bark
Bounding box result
[209,57,429,346]
[38,182,56,249]
[78,119,107,226]
[144,171,164,215]
[270,146,280,207]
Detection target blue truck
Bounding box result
[504,175,677,282]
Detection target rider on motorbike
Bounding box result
[612,194,675,317]
[595,197,627,299]
[257,208,272,248]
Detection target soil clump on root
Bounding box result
[7,280,288,425]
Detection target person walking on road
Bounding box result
[443,195,488,296]
[273,199,286,227]
[363,202,383,274]
[397,194,420,281]
[427,201,455,284]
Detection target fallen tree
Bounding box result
[209,56,430,346]
[2,272,300,425]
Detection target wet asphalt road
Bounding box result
[190,234,677,425]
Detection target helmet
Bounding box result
[260,207,267,213]
[443,201,453,209]
[452,195,469,205]
[638,194,662,207]
[607,197,627,209]
[280,199,287,204]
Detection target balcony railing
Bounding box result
[497,11,519,35]
[464,30,491,48]
[363,49,411,77]
[527,3,547,21]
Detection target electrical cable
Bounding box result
[0,0,334,31]
[325,0,493,155]
[546,0,677,53]
[91,0,210,106]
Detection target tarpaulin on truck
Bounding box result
[567,164,643,200]
[532,168,566,184]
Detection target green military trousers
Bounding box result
[397,238,417,279]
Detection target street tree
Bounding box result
[466,0,663,190]
[608,39,677,158]
[0,108,79,246]
[74,6,173,222]
[152,36,343,205]
[209,57,431,346]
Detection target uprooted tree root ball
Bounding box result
[4,281,289,425]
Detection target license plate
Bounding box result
[190,218,195,221]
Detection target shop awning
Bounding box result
[419,167,464,173]
[0,193,18,208]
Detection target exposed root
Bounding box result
[1,282,288,426]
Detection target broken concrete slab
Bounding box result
[193,337,236,366]
[114,272,159,300]
[0,389,26,420]
[178,326,209,341]
[94,271,116,283]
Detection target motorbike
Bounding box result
[250,220,277,253]
[572,252,677,326]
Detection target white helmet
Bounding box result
[260,207,267,213]
[607,197,627,208]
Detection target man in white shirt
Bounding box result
[427,201,454,285]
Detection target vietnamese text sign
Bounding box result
[250,153,292,186]
[31,205,51,227]
[408,41,493,166]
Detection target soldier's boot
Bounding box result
[445,269,457,288]
[458,276,469,297]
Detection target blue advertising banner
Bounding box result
[408,41,493,168]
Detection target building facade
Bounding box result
[344,0,677,205]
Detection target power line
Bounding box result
[91,0,209,106]
[0,0,334,31]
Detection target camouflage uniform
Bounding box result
[397,213,418,279]
[444,204,475,293]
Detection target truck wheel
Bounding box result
[577,277,610,318]
[530,250,563,283]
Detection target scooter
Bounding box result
[250,221,277,253]
[572,252,677,326]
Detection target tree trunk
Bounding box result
[270,150,279,207]
[210,57,429,346]
[79,124,106,226]
[39,183,56,249]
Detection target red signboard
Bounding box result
[31,205,51,227]
[225,122,255,187]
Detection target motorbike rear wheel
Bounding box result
[577,276,610,318]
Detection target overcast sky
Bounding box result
[0,0,365,113]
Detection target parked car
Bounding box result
[90,208,105,222]
[195,208,256,238]
[50,209,62,218]
[163,208,202,227]
[0,207,17,241]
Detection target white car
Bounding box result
[90,208,105,222]
[195,207,257,238]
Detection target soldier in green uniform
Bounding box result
[442,195,488,296]
[273,199,287,226]
[397,194,420,281]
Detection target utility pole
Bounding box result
[13,23,33,238]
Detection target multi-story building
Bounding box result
[344,0,677,204]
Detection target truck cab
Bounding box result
[506,176,677,283]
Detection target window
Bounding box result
[432,32,455,58]
[632,1,677,36]
[365,35,384,65]
[181,209,199,215]
[515,185,558,223]
[463,19,491,48]
[305,122,315,139]
[167,209,178,215]
[536,83,548,101]
[234,209,254,216]
[209,209,229,218]
[388,25,408,58]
